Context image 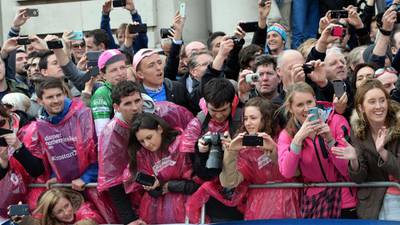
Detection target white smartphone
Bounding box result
[179,2,186,17]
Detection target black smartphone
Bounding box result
[9,204,30,217]
[135,172,156,186]
[113,0,126,7]
[86,51,103,68]
[332,80,346,98]
[46,40,63,49]
[86,66,100,77]
[160,28,173,39]
[330,10,348,19]
[239,22,258,33]
[17,36,32,45]
[129,24,148,34]
[242,135,263,146]
[26,8,39,17]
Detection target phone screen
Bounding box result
[179,2,186,17]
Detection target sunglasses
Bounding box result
[72,42,85,48]
[374,67,398,78]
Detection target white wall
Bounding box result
[0,0,281,47]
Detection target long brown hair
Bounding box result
[281,82,316,137]
[354,79,399,139]
[128,113,180,174]
[236,97,278,137]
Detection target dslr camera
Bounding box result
[202,132,223,169]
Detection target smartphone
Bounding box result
[17,36,32,45]
[179,2,186,17]
[239,22,258,33]
[46,40,63,49]
[128,24,148,34]
[330,10,348,19]
[86,66,100,77]
[160,28,173,39]
[71,31,83,41]
[112,0,126,7]
[86,51,103,68]
[242,135,263,146]
[332,80,346,99]
[9,204,30,217]
[331,26,346,37]
[135,172,156,186]
[26,8,39,17]
[308,107,319,121]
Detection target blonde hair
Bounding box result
[281,82,316,137]
[297,38,317,59]
[34,188,83,225]
[2,93,31,112]
[74,219,98,225]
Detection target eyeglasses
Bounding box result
[374,67,398,78]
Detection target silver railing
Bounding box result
[28,181,400,224]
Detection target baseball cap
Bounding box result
[98,49,126,71]
[132,48,158,72]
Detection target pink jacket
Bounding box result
[278,105,357,209]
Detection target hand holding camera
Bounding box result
[258,0,271,20]
[293,112,321,144]
[306,60,328,87]
[1,38,20,59]
[344,5,363,29]
[381,5,397,32]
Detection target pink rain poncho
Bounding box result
[236,147,300,219]
[123,135,194,224]
[0,158,29,219]
[20,99,114,224]
[0,113,29,219]
[98,101,193,192]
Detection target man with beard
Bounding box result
[15,50,28,84]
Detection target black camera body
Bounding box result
[302,64,314,74]
[202,132,223,169]
[230,37,242,46]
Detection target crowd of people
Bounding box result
[0,0,400,224]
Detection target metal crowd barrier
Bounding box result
[28,181,400,224]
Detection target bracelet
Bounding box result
[379,28,392,36]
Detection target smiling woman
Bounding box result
[332,79,400,220]
[26,188,103,225]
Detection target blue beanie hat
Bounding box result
[267,23,287,42]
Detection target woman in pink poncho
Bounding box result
[219,97,300,219]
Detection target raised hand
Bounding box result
[332,138,357,160]
[102,0,112,14]
[375,127,387,153]
[12,8,30,29]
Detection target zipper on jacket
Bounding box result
[313,137,329,182]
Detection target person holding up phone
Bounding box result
[277,82,357,219]
[219,97,300,219]
[100,0,148,53]
[123,113,198,224]
[332,79,400,220]
[0,103,44,223]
